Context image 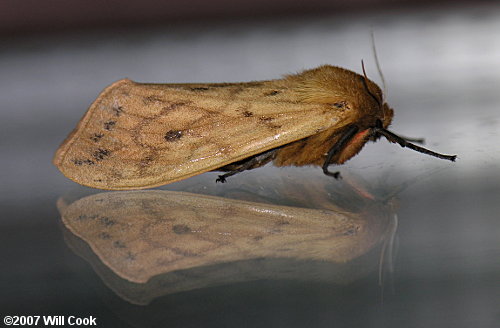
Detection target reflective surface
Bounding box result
[58,177,396,305]
[1,4,499,327]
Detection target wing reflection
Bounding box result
[57,174,397,305]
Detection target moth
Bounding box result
[53,65,456,190]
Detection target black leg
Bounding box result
[322,125,359,179]
[374,127,456,161]
[216,149,277,183]
[374,119,424,144]
[401,136,425,144]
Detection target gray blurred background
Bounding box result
[1,1,499,327]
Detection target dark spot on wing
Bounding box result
[264,90,280,96]
[73,159,95,166]
[125,252,136,261]
[243,111,254,117]
[99,232,111,240]
[100,217,116,226]
[113,240,126,248]
[165,130,183,141]
[90,133,104,142]
[172,224,191,234]
[104,121,116,130]
[113,105,124,116]
[93,148,111,161]
[139,155,154,168]
[259,116,281,129]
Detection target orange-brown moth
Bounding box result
[53,65,456,190]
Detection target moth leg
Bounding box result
[401,135,425,144]
[322,125,360,179]
[216,149,277,183]
[374,133,424,144]
[373,127,457,161]
[373,120,424,144]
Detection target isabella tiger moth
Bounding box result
[53,64,456,190]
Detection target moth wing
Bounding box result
[54,79,346,189]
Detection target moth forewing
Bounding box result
[54,69,356,190]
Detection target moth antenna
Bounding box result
[374,127,457,161]
[371,31,387,103]
[361,60,382,108]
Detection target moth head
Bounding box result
[293,65,391,128]
[359,60,394,131]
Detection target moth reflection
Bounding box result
[58,176,398,305]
